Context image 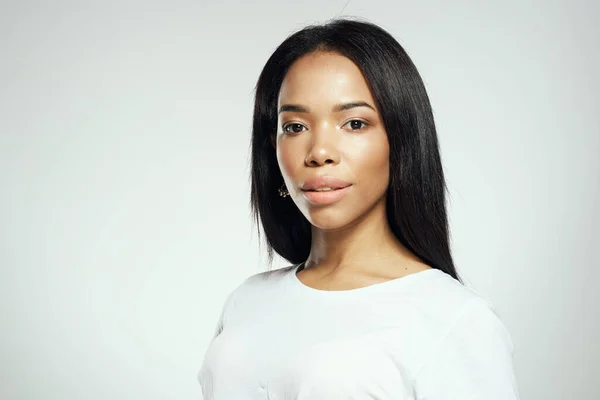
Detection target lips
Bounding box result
[300,176,352,191]
[300,176,353,205]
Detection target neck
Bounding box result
[304,198,423,276]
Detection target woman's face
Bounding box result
[275,51,390,230]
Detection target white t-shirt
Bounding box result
[198,264,520,399]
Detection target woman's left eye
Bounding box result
[343,120,368,130]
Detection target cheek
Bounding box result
[276,139,301,179]
[352,135,390,186]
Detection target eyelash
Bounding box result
[282,119,369,134]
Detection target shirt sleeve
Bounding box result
[197,284,241,396]
[413,297,520,399]
[209,282,242,339]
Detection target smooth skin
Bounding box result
[274,51,431,291]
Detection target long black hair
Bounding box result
[250,18,461,283]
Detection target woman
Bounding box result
[198,18,520,399]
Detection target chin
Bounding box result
[302,206,358,231]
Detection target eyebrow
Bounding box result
[278,101,375,114]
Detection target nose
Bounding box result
[304,124,341,167]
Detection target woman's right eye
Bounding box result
[282,123,307,134]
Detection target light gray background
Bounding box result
[1,1,598,399]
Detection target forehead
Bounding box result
[278,51,375,106]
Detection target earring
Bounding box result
[278,183,290,197]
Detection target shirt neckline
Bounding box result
[288,262,443,297]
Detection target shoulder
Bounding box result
[217,264,295,318]
[403,269,514,360]
[410,273,519,398]
[233,264,295,296]
[433,292,515,358]
[411,269,500,328]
